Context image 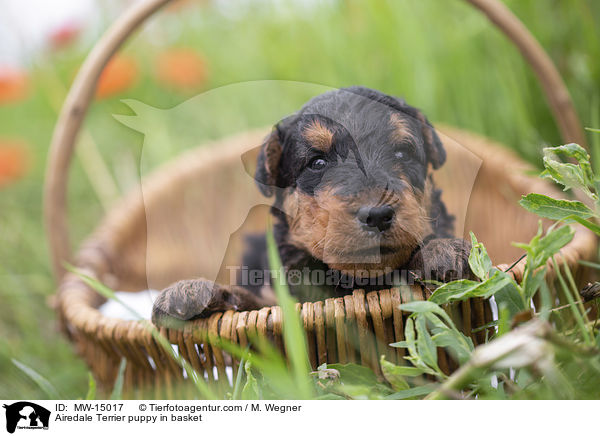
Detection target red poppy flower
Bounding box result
[49,22,81,50]
[96,55,138,99]
[166,0,195,12]
[0,140,30,187]
[156,49,208,92]
[0,68,29,104]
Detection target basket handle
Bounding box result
[466,0,586,148]
[44,0,587,280]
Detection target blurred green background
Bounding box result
[0,0,599,399]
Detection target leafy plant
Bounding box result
[387,137,600,399]
[520,143,600,235]
[519,138,600,340]
[392,301,473,375]
[429,227,572,325]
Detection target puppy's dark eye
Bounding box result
[394,146,414,161]
[308,157,328,171]
[395,150,413,161]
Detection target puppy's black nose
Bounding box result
[357,205,395,232]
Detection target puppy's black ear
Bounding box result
[255,115,297,196]
[416,111,446,170]
[255,128,282,197]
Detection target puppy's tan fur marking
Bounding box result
[263,130,282,181]
[302,119,334,152]
[282,182,433,276]
[389,113,415,143]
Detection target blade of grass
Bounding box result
[110,358,126,400]
[231,354,247,400]
[551,258,593,346]
[586,99,600,175]
[578,259,600,270]
[561,255,593,337]
[11,359,61,399]
[86,373,97,400]
[266,220,314,399]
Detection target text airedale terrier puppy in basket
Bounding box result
[152,86,472,325]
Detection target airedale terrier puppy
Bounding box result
[152,86,471,325]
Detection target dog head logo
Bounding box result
[3,402,50,433]
[114,82,481,290]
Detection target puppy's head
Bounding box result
[255,86,446,276]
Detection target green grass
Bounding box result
[0,0,599,399]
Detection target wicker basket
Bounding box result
[45,0,596,396]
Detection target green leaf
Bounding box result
[497,306,511,337]
[241,360,261,400]
[403,318,419,360]
[494,285,526,319]
[399,300,445,314]
[380,363,425,377]
[519,193,594,221]
[12,359,61,399]
[537,281,554,320]
[565,214,600,236]
[430,330,473,365]
[323,364,393,399]
[428,279,480,304]
[399,301,454,326]
[339,364,387,387]
[544,143,594,185]
[332,382,392,399]
[547,143,591,163]
[395,309,473,367]
[385,384,437,400]
[468,232,492,280]
[390,341,410,348]
[328,363,380,386]
[380,356,410,391]
[523,267,547,302]
[542,159,588,192]
[415,315,438,370]
[423,312,473,356]
[429,270,516,305]
[513,224,574,270]
[401,318,436,374]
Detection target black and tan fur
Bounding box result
[152,86,471,325]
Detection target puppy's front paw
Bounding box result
[408,238,473,283]
[151,279,225,327]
